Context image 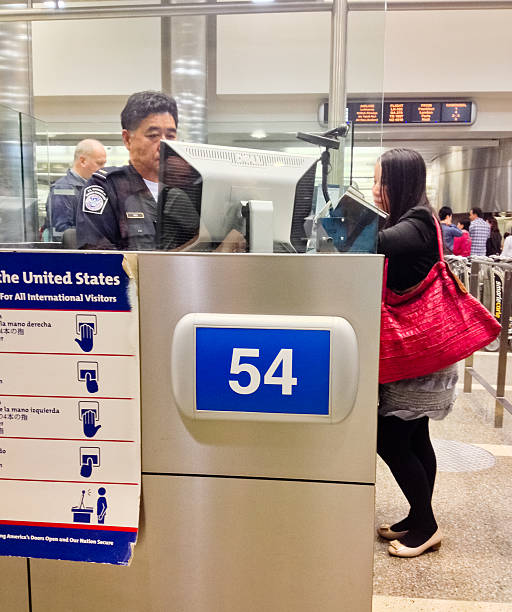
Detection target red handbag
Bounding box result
[379,217,501,384]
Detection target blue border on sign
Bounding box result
[195,327,331,415]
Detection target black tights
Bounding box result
[377,415,438,543]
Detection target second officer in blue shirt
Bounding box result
[45,139,106,240]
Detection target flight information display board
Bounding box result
[441,102,472,123]
[347,100,473,125]
[347,102,381,124]
[408,102,442,123]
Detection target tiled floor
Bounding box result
[372,354,512,611]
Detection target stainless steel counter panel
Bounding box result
[30,474,374,612]
[0,557,29,611]
[432,140,512,213]
[138,252,383,484]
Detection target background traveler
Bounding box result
[438,205,462,252]
[373,148,458,558]
[486,216,502,256]
[468,207,490,256]
[44,139,106,240]
[501,232,512,257]
[452,219,471,256]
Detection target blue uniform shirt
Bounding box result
[46,169,86,234]
[76,164,159,250]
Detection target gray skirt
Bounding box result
[378,363,458,421]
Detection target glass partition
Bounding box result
[0,103,50,246]
[1,3,386,252]
[0,103,24,243]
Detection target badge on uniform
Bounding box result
[126,212,144,219]
[83,185,108,215]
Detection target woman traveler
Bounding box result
[373,148,458,558]
[502,232,512,258]
[452,219,471,256]
[486,216,502,256]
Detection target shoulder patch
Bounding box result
[92,166,125,181]
[83,185,108,215]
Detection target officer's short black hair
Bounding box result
[439,206,452,220]
[121,91,178,131]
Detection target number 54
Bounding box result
[229,348,297,396]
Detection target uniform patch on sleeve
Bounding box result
[83,185,108,214]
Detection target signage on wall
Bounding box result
[348,100,473,124]
[0,252,141,565]
[319,100,474,126]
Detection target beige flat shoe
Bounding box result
[388,529,442,558]
[377,524,408,540]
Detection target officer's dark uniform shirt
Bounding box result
[46,169,86,234]
[76,164,160,250]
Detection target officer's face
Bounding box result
[122,113,177,182]
[81,146,107,179]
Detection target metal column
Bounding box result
[328,0,348,186]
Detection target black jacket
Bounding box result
[378,206,439,292]
[486,229,502,257]
[76,164,158,250]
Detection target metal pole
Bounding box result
[161,1,172,96]
[464,261,481,393]
[18,112,27,242]
[2,0,512,22]
[0,2,333,22]
[349,0,512,9]
[328,0,348,188]
[495,268,512,427]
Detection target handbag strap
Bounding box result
[383,214,444,298]
[433,215,444,262]
[382,259,388,299]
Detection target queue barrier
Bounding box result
[447,256,512,428]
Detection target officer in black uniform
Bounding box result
[45,139,106,240]
[76,91,178,250]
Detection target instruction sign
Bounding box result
[0,252,140,565]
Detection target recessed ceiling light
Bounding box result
[251,130,267,139]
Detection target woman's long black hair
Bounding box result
[380,148,432,227]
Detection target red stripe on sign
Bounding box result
[0,352,135,357]
[0,395,133,400]
[0,308,130,313]
[0,437,135,443]
[0,478,138,485]
[0,520,137,532]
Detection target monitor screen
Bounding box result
[316,186,387,254]
[157,141,318,253]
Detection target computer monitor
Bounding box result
[157,141,318,253]
[316,186,388,253]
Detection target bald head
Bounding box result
[73,139,107,180]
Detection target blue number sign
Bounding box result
[195,327,331,415]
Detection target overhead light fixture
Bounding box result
[251,130,267,139]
